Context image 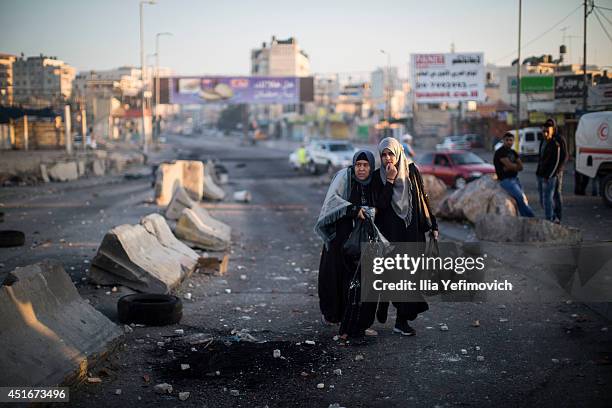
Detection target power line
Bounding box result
[594,8,612,44]
[492,4,582,64]
[595,6,612,26]
[595,5,612,12]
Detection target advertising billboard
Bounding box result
[168,76,313,105]
[411,53,485,103]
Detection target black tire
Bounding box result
[117,294,182,326]
[601,174,612,208]
[0,230,25,247]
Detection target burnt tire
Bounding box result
[0,230,25,247]
[602,174,612,208]
[117,294,182,326]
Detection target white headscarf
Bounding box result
[378,137,413,226]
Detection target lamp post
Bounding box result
[380,49,391,137]
[139,0,156,154]
[155,32,172,143]
[515,0,522,144]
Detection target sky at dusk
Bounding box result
[1,0,611,77]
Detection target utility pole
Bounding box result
[582,0,593,112]
[380,50,391,137]
[155,32,172,144]
[516,0,522,142]
[139,0,156,154]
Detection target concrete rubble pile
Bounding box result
[0,260,122,386]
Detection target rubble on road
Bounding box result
[475,214,582,243]
[175,207,231,251]
[154,383,173,394]
[436,176,518,223]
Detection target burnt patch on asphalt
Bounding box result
[153,339,337,389]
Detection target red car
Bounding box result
[416,150,496,189]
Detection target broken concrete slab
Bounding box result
[47,161,79,182]
[90,223,195,293]
[203,162,226,201]
[199,252,230,276]
[40,164,50,183]
[77,160,86,177]
[0,260,122,387]
[165,185,196,221]
[140,213,200,271]
[154,160,206,206]
[475,215,582,243]
[175,207,231,251]
[421,174,447,209]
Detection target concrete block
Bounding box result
[0,260,122,386]
[175,207,231,251]
[165,185,196,220]
[40,164,50,183]
[92,159,106,176]
[77,160,86,177]
[47,161,79,182]
[202,162,226,201]
[178,160,204,201]
[90,223,195,293]
[140,213,200,271]
[154,162,184,206]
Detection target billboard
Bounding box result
[555,74,591,99]
[168,76,313,105]
[411,53,485,103]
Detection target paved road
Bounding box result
[1,133,611,407]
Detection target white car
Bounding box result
[297,140,357,174]
[436,136,471,151]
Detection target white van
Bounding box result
[575,111,612,207]
[494,127,542,158]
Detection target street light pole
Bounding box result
[139,0,156,154]
[155,32,172,143]
[380,49,391,137]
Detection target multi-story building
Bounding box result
[0,53,16,106]
[13,55,76,107]
[251,36,310,77]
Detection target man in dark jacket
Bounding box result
[536,118,568,222]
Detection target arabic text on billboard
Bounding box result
[411,53,485,103]
[169,76,300,105]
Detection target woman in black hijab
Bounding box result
[372,137,439,336]
[314,149,378,339]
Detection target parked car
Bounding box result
[575,111,612,207]
[289,140,357,174]
[462,133,485,148]
[436,135,471,151]
[416,150,495,189]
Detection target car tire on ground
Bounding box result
[117,294,183,326]
[601,174,612,208]
[0,230,25,247]
[454,177,467,189]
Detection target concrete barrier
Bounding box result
[140,213,200,270]
[155,160,205,206]
[203,162,226,201]
[175,207,231,251]
[165,186,196,221]
[0,260,122,386]
[90,223,195,293]
[47,161,79,182]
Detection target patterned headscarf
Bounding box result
[378,137,414,226]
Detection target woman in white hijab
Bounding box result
[372,137,439,336]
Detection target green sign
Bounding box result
[508,76,554,93]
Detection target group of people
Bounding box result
[314,137,439,341]
[493,118,568,223]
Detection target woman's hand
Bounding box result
[432,230,439,240]
[386,163,398,182]
[357,208,366,220]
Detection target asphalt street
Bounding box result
[1,133,611,407]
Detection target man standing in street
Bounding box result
[536,118,568,223]
[494,132,535,217]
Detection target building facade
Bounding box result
[0,53,17,106]
[251,36,310,77]
[13,55,76,107]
